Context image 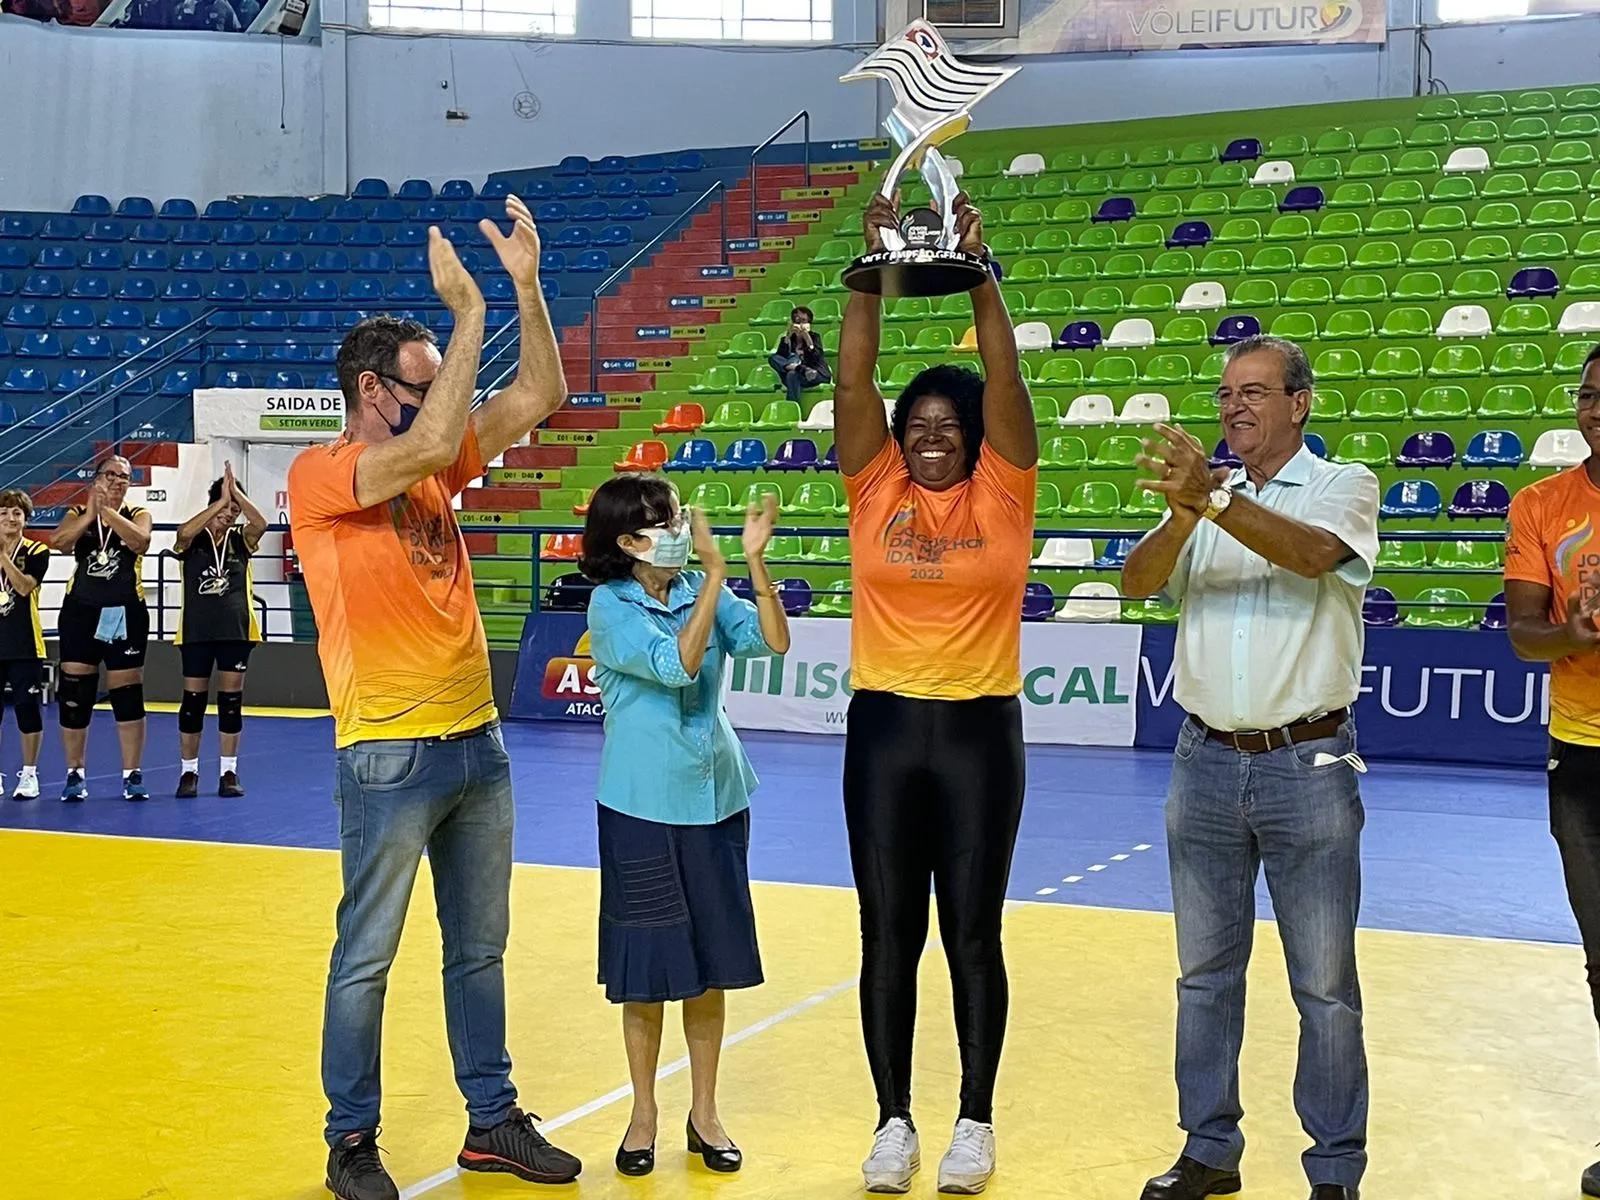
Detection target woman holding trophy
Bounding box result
[834,179,1038,1195]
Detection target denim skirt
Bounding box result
[597,804,764,1004]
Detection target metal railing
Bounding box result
[749,110,812,239]
[587,181,729,391]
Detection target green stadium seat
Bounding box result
[790,481,842,517]
[1089,356,1137,386]
[936,295,972,323]
[1490,342,1547,374]
[1416,208,1468,235]
[1207,164,1249,188]
[1187,191,1231,216]
[1318,211,1366,238]
[990,231,1029,256]
[1142,194,1185,220]
[1116,170,1158,193]
[1028,287,1075,316]
[1216,217,1262,244]
[885,360,931,389]
[1267,134,1309,157]
[1050,149,1086,173]
[1233,279,1280,307]
[812,239,853,265]
[752,299,792,325]
[1234,188,1279,214]
[1267,215,1312,242]
[1379,306,1432,337]
[737,365,778,394]
[1076,227,1119,252]
[1456,118,1501,144]
[1406,587,1474,631]
[1429,176,1478,202]
[1333,431,1391,465]
[1270,311,1318,340]
[965,156,1002,179]
[1142,353,1191,386]
[1577,231,1600,259]
[1337,273,1388,304]
[1548,144,1596,168]
[1527,199,1578,229]
[1347,152,1392,178]
[1449,268,1502,298]
[1029,176,1068,200]
[1351,386,1407,420]
[1359,126,1404,151]
[1148,250,1196,277]
[782,268,825,295]
[1176,390,1216,420]
[1006,201,1048,226]
[1121,489,1168,519]
[1351,241,1401,269]
[877,327,908,355]
[1061,480,1121,516]
[687,481,734,515]
[1518,229,1570,261]
[692,369,742,397]
[1300,157,1343,183]
[810,298,842,324]
[1090,434,1142,467]
[1247,246,1296,274]
[1366,209,1414,236]
[1556,112,1600,135]
[1491,146,1541,173]
[1285,276,1334,305]
[1537,168,1586,194]
[1429,344,1486,378]
[1135,145,1174,167]
[1461,235,1512,263]
[886,296,932,322]
[1544,383,1577,415]
[1368,346,1423,379]
[1324,309,1375,340]
[1464,93,1509,117]
[1314,348,1364,380]
[1556,341,1593,372]
[1101,253,1147,280]
[1031,395,1062,425]
[1478,383,1537,417]
[912,326,956,352]
[1482,172,1531,199]
[1303,244,1350,271]
[986,181,1028,204]
[1128,283,1174,312]
[1395,150,1441,175]
[1010,257,1053,283]
[1049,199,1093,224]
[1394,271,1445,301]
[1312,387,1347,420]
[1314,129,1357,154]
[1432,541,1502,570]
[809,589,852,617]
[1407,120,1453,145]
[1505,115,1551,140]
[1472,202,1523,230]
[1160,315,1210,344]
[1328,183,1376,209]
[1378,179,1427,207]
[1412,384,1471,419]
[1158,166,1205,193]
[1031,228,1073,252]
[1177,141,1218,164]
[720,330,771,359]
[1076,173,1114,197]
[803,536,851,564]
[1569,264,1600,293]
[1195,352,1226,385]
[1054,255,1098,282]
[1497,302,1553,335]
[1080,285,1124,314]
[1513,91,1558,114]
[1039,435,1087,468]
[1376,540,1428,569]
[1038,358,1085,385]
[1092,147,1130,170]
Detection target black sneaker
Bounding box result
[175,771,199,799]
[1583,1159,1600,1198]
[122,770,149,802]
[61,770,87,803]
[325,1130,398,1200]
[458,1107,582,1184]
[219,770,244,798]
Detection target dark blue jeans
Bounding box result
[321,725,519,1144]
[768,352,831,403]
[1165,716,1369,1189]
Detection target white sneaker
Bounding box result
[11,771,36,800]
[862,1117,920,1194]
[936,1119,996,1195]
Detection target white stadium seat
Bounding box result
[1435,305,1492,338]
[1013,321,1055,351]
[1176,281,1227,312]
[1104,317,1156,349]
[1031,537,1095,568]
[1061,393,1116,425]
[799,399,834,430]
[1250,160,1296,186]
[1531,428,1589,468]
[1118,392,1171,424]
[1055,582,1121,622]
[1004,153,1046,177]
[1559,302,1600,335]
[1444,147,1491,173]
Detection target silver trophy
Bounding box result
[840,20,1018,297]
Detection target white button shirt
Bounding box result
[1160,443,1380,732]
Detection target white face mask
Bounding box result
[624,520,690,569]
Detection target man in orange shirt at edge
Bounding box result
[1505,342,1600,1200]
[289,197,577,1200]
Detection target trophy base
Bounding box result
[843,248,990,298]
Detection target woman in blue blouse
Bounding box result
[581,472,790,1179]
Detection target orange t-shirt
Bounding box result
[1505,465,1600,746]
[288,430,495,748]
[845,438,1037,700]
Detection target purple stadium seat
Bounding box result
[1481,591,1508,631]
[767,438,819,471]
[1055,321,1104,350]
[1448,479,1511,519]
[1210,314,1262,345]
[1210,439,1243,469]
[1167,221,1213,249]
[1507,267,1560,298]
[819,444,839,472]
[1380,479,1442,518]
[1279,186,1326,213]
[1461,429,1523,468]
[778,579,813,617]
[1395,431,1457,468]
[1220,138,1263,163]
[1363,587,1401,627]
[728,577,755,602]
[1093,197,1137,223]
[1021,583,1057,622]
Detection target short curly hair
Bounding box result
[890,364,987,478]
[579,474,679,583]
[0,489,32,519]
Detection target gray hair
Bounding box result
[1222,334,1314,395]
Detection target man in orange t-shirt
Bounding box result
[290,200,581,1200]
[1505,342,1600,1199]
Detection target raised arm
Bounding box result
[352,229,485,510]
[172,495,229,556]
[48,499,96,553]
[834,190,897,475]
[740,494,791,655]
[957,194,1036,469]
[231,471,270,551]
[470,196,568,463]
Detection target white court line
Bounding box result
[398,973,861,1199]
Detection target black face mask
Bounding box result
[388,403,420,437]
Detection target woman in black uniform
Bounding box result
[49,454,152,802]
[172,462,267,798]
[0,488,50,799]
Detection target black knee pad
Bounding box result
[178,689,208,735]
[12,695,42,735]
[108,682,145,724]
[57,672,96,730]
[216,690,243,736]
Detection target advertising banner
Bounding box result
[194,388,344,444]
[1,0,318,37]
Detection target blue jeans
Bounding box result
[321,725,519,1144]
[1165,716,1368,1189]
[768,352,831,403]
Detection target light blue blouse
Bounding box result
[587,571,772,825]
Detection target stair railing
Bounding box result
[749,110,812,239]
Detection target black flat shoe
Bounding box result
[1309,1188,1357,1200]
[1141,1155,1242,1200]
[615,1134,655,1177]
[686,1115,742,1173]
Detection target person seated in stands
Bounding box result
[767,306,831,404]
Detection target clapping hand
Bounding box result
[1134,423,1231,517]
[689,507,724,572]
[741,493,779,562]
[428,227,485,315]
[483,195,542,290]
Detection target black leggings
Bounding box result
[843,688,1026,1127]
[1549,737,1600,1034]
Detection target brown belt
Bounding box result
[1197,708,1349,755]
[439,720,498,743]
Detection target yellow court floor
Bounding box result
[0,828,1595,1200]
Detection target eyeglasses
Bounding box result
[381,374,433,402]
[97,471,131,483]
[1213,385,1301,406]
[1576,388,1600,411]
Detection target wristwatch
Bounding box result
[1202,486,1234,522]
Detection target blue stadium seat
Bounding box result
[34,247,74,270]
[539,250,568,274]
[4,303,48,327]
[387,277,431,301]
[67,334,111,359]
[17,332,62,358]
[456,200,490,221]
[370,200,406,223]
[0,273,11,297]
[246,200,284,222]
[640,176,679,198]
[163,279,202,300]
[352,178,390,199]
[0,331,11,354]
[253,279,295,303]
[594,155,627,175]
[21,274,63,297]
[51,304,95,329]
[541,278,559,301]
[0,216,32,240]
[560,179,598,200]
[415,201,450,222]
[572,200,608,223]
[116,197,156,219]
[208,278,249,302]
[345,278,384,301]
[304,224,343,246]
[1461,429,1523,467]
[287,199,324,223]
[307,370,333,389]
[247,311,288,330]
[386,225,426,247]
[439,179,475,200]
[215,369,254,388]
[175,249,216,273]
[396,250,427,274]
[54,367,96,396]
[593,225,632,247]
[715,438,768,472]
[295,309,336,329]
[204,200,243,221]
[522,180,555,201]
[343,226,383,248]
[261,224,300,245]
[0,247,26,270]
[161,199,199,219]
[601,178,637,199]
[69,276,109,299]
[151,306,194,329]
[2,367,46,393]
[25,400,69,427]
[629,153,667,175]
[85,220,126,242]
[354,250,393,273]
[615,199,653,222]
[173,222,212,245]
[102,306,144,329]
[553,227,591,249]
[130,248,171,272]
[267,250,306,273]
[537,201,569,223]
[664,438,715,472]
[40,217,81,240]
[218,223,257,245]
[0,401,18,425]
[483,278,516,302]
[222,251,261,273]
[570,249,611,273]
[115,279,154,303]
[267,370,305,389]
[71,194,110,216]
[129,222,168,243]
[301,279,339,303]
[117,334,154,358]
[159,369,201,395]
[311,250,350,273]
[328,200,367,222]
[670,152,705,172]
[83,247,124,271]
[555,155,591,177]
[108,367,154,397]
[215,339,259,361]
[1379,479,1442,518]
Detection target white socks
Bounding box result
[220,756,238,775]
[181,758,199,775]
[19,765,36,779]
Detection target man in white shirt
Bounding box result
[1121,335,1380,1200]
